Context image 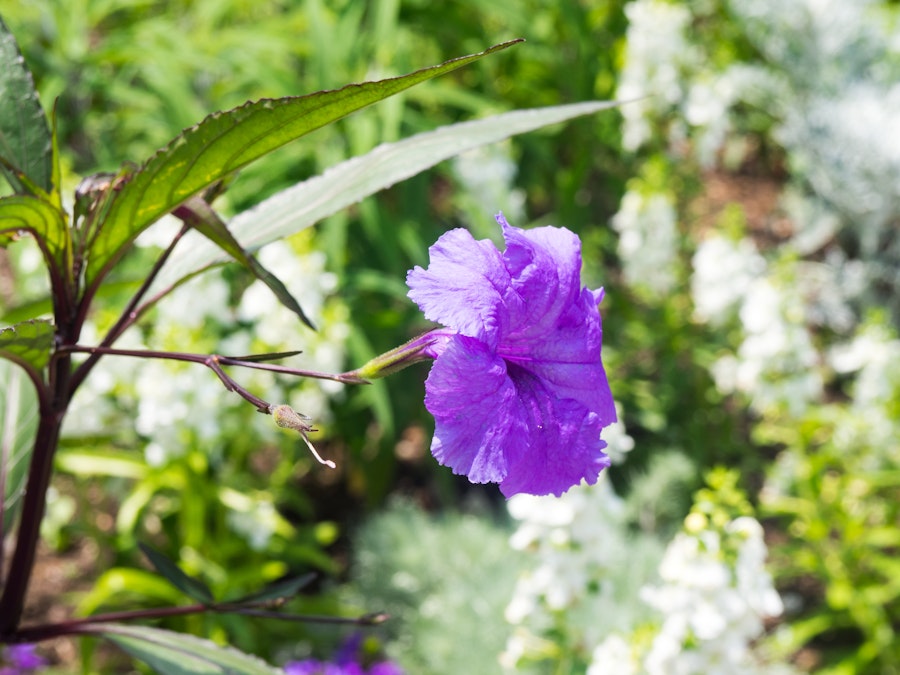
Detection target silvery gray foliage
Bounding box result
[729,0,900,321]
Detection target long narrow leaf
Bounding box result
[176,197,314,328]
[92,623,283,675]
[0,17,52,194]
[147,100,625,300]
[227,573,316,605]
[138,542,215,605]
[84,40,522,288]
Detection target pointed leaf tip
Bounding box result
[84,40,525,289]
[138,542,215,605]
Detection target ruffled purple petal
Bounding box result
[498,370,611,497]
[507,287,615,423]
[424,335,525,484]
[498,214,584,342]
[406,228,513,349]
[424,335,611,497]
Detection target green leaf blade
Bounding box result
[178,197,314,328]
[228,573,316,605]
[85,40,523,288]
[0,17,52,194]
[93,624,283,675]
[0,319,54,375]
[138,542,215,605]
[147,100,625,299]
[0,195,71,275]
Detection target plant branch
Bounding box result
[63,345,368,386]
[9,603,387,643]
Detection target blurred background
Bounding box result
[1,0,899,672]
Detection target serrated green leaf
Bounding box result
[1,360,39,533]
[0,195,71,274]
[93,623,283,675]
[176,196,314,328]
[138,542,215,605]
[84,40,522,289]
[0,17,53,194]
[146,100,624,300]
[228,573,315,605]
[0,319,54,375]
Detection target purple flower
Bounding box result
[284,660,363,675]
[284,655,401,675]
[367,661,404,675]
[406,213,616,497]
[1,645,46,673]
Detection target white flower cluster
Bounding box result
[617,0,695,151]
[501,476,628,670]
[601,403,636,466]
[500,413,648,671]
[617,0,774,167]
[828,323,900,460]
[727,0,900,315]
[710,276,822,417]
[62,235,349,548]
[612,189,679,297]
[453,142,526,233]
[691,236,766,325]
[692,235,828,417]
[589,516,787,675]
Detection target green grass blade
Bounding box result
[84,40,523,289]
[138,542,215,605]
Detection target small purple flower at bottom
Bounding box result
[405,213,616,497]
[284,633,403,675]
[367,661,404,675]
[284,660,364,675]
[1,645,47,673]
[284,659,401,675]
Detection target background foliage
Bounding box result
[1,0,899,673]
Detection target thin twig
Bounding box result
[10,603,387,643]
[63,345,368,385]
